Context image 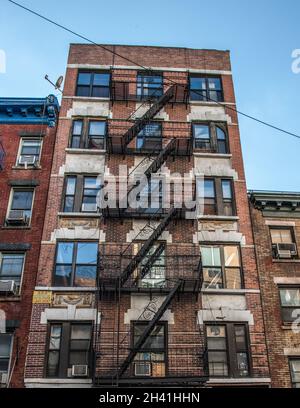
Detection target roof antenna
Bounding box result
[45,74,63,93]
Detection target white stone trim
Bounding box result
[40,306,100,324]
[67,63,232,75]
[126,220,172,243]
[35,286,96,291]
[207,378,271,384]
[66,100,111,118]
[284,348,300,356]
[124,295,174,324]
[265,220,296,227]
[274,277,300,285]
[197,309,254,325]
[24,378,92,388]
[50,227,105,242]
[193,230,245,245]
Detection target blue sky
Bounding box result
[0,0,299,191]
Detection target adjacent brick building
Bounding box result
[0,96,59,387]
[24,44,270,388]
[249,191,300,387]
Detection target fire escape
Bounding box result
[94,83,206,386]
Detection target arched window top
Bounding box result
[216,126,226,140]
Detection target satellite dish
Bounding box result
[55,76,64,89]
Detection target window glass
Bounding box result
[93,73,110,86]
[0,253,24,287]
[77,73,91,85]
[89,121,106,136]
[208,78,221,90]
[56,242,74,264]
[190,77,206,90]
[75,242,97,287]
[224,246,240,267]
[270,229,293,244]
[194,124,210,139]
[222,180,232,199]
[204,180,215,198]
[290,359,300,387]
[66,177,76,196]
[201,247,221,266]
[11,190,33,210]
[0,334,12,372]
[280,288,300,306]
[21,140,41,156]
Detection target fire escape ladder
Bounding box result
[119,207,177,287]
[143,138,177,178]
[133,243,165,285]
[121,85,176,149]
[117,280,182,378]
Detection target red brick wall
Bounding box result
[0,123,56,387]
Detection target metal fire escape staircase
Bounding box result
[119,85,176,154]
[119,207,177,287]
[117,280,182,378]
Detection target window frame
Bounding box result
[136,122,163,151]
[0,252,26,294]
[131,321,168,378]
[136,72,163,101]
[189,75,224,102]
[16,137,43,167]
[289,358,300,388]
[269,226,298,259]
[0,332,13,375]
[201,177,236,216]
[76,70,110,98]
[279,286,300,323]
[205,322,251,378]
[62,175,101,214]
[45,321,93,378]
[52,241,98,287]
[6,187,35,226]
[200,244,244,289]
[69,118,107,150]
[192,122,229,153]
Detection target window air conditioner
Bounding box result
[0,373,8,386]
[0,280,17,295]
[71,365,88,377]
[18,155,37,166]
[81,203,98,212]
[276,243,297,259]
[6,210,28,225]
[134,362,151,376]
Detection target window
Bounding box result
[206,323,250,378]
[193,123,228,153]
[270,227,297,259]
[63,175,101,213]
[137,73,163,100]
[70,119,106,150]
[76,71,110,97]
[0,333,12,374]
[289,359,300,388]
[200,245,242,289]
[18,139,42,166]
[199,178,235,216]
[53,241,98,287]
[138,178,163,213]
[190,76,223,102]
[137,123,162,150]
[133,323,166,377]
[203,180,216,215]
[47,322,92,378]
[6,188,34,225]
[134,243,165,288]
[0,253,25,293]
[279,287,300,323]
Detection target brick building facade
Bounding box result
[24,44,270,387]
[249,191,300,388]
[0,96,59,387]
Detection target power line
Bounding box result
[8,0,300,141]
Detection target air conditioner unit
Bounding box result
[276,243,297,259]
[81,203,98,212]
[0,280,17,295]
[6,210,28,225]
[134,362,151,376]
[0,373,8,386]
[71,365,88,377]
[18,155,37,166]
